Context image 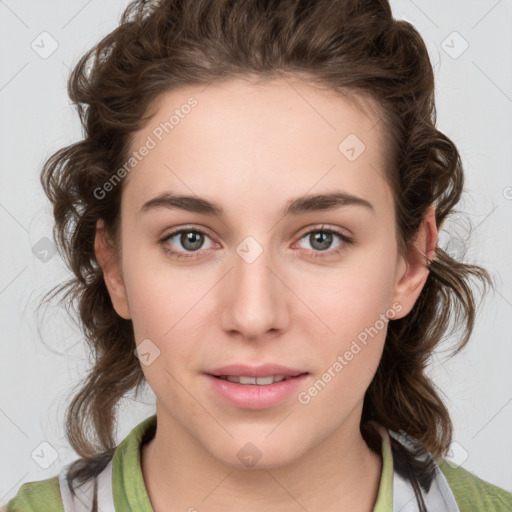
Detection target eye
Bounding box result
[295,225,353,258]
[159,227,215,259]
[159,225,354,260]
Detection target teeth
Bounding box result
[220,375,287,385]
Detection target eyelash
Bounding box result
[159,225,354,260]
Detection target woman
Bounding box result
[5,0,511,510]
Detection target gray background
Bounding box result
[1,0,511,504]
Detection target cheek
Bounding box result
[127,269,198,401]
[121,237,197,338]
[292,249,397,397]
[295,284,391,421]
[122,252,210,382]
[128,276,202,389]
[294,248,398,340]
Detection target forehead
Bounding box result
[123,77,392,216]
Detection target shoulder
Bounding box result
[3,415,157,512]
[2,476,63,512]
[438,459,512,512]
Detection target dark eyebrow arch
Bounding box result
[138,191,374,218]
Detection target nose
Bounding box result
[220,238,289,342]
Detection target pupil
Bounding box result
[182,231,203,251]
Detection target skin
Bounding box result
[95,76,437,512]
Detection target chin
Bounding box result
[207,435,306,471]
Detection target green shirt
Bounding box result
[4,414,512,511]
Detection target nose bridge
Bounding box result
[233,233,278,302]
[222,233,286,337]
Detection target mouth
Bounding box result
[208,373,308,385]
[205,371,310,409]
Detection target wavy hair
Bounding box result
[39,0,492,494]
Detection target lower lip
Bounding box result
[205,374,309,410]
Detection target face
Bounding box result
[96,76,435,469]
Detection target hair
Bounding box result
[39,0,492,496]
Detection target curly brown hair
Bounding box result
[40,0,492,493]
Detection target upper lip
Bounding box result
[206,364,308,378]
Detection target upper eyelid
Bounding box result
[162,226,216,243]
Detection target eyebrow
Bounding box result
[139,190,375,218]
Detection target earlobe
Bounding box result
[94,219,131,320]
[390,205,438,319]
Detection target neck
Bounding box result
[141,406,383,512]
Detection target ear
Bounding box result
[390,204,438,319]
[94,219,131,320]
